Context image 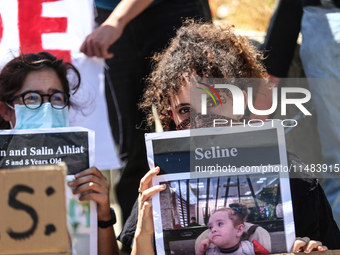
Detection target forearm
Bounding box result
[131,167,166,255]
[131,232,155,255]
[102,0,155,29]
[96,199,118,254]
[98,227,119,255]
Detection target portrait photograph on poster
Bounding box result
[154,172,286,255]
[146,123,295,255]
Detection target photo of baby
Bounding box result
[155,173,289,255]
[196,207,269,255]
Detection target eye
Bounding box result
[207,95,227,108]
[24,92,41,105]
[24,93,39,101]
[51,95,62,102]
[208,226,212,231]
[179,107,190,114]
[206,97,216,108]
[218,222,223,227]
[51,92,66,105]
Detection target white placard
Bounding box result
[146,122,295,255]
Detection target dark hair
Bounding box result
[229,203,248,220]
[0,51,81,129]
[140,20,266,130]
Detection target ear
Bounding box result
[169,108,174,121]
[0,102,13,121]
[236,224,245,238]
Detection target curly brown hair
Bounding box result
[140,20,266,130]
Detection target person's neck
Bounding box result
[217,240,241,254]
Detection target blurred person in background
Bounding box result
[261,0,340,227]
[80,0,212,227]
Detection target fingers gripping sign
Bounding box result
[292,237,328,253]
[136,167,166,237]
[68,167,111,221]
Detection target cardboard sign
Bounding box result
[0,163,70,255]
[0,127,94,175]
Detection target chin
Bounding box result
[211,239,224,247]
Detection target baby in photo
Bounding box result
[196,208,269,255]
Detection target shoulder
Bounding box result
[206,246,220,255]
[287,151,318,203]
[244,223,269,241]
[243,223,271,253]
[244,223,267,236]
[287,152,340,248]
[287,151,318,180]
[240,241,255,255]
[241,240,253,246]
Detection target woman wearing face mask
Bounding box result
[0,52,119,255]
[116,21,340,255]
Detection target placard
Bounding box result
[0,163,70,255]
[0,127,97,255]
[0,127,94,175]
[65,175,97,255]
[146,122,295,255]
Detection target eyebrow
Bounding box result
[175,103,190,110]
[208,219,225,226]
[21,88,64,94]
[49,88,64,93]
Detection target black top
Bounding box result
[118,152,340,253]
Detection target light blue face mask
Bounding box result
[10,103,69,129]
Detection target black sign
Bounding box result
[149,127,282,176]
[190,128,280,170]
[0,129,92,174]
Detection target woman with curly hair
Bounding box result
[118,20,340,255]
[140,20,265,131]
